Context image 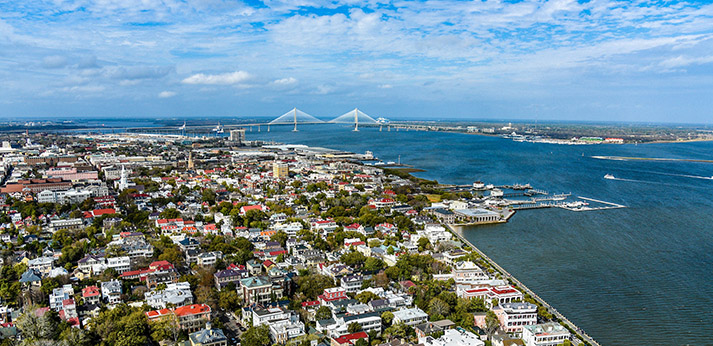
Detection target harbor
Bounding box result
[447,224,602,346]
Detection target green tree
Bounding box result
[218,289,241,311]
[347,322,362,333]
[241,325,271,346]
[428,297,450,319]
[159,208,181,219]
[381,311,394,327]
[296,274,334,300]
[315,306,332,321]
[355,291,380,304]
[484,310,499,341]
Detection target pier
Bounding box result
[446,224,602,346]
[561,196,626,211]
[511,201,567,210]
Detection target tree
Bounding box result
[428,297,450,318]
[158,246,185,267]
[296,274,334,300]
[355,291,380,304]
[315,306,332,321]
[363,257,386,272]
[16,305,63,344]
[159,208,181,219]
[340,251,367,267]
[241,325,271,346]
[417,237,431,252]
[381,311,394,327]
[270,231,289,248]
[202,189,217,205]
[347,322,362,333]
[218,289,241,311]
[484,311,499,341]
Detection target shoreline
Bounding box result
[445,223,601,346]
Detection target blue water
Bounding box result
[246,123,713,345]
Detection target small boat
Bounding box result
[604,174,615,180]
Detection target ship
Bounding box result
[212,122,224,134]
[376,117,390,124]
[604,174,615,180]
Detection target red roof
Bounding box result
[150,260,173,270]
[174,304,211,317]
[241,205,263,212]
[82,286,100,297]
[145,308,172,319]
[301,300,320,307]
[334,331,369,345]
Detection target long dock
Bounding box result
[559,197,626,211]
[446,224,602,346]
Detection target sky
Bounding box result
[1,0,713,123]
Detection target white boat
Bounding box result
[604,174,615,180]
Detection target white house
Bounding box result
[522,323,571,346]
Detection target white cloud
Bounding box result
[378,84,393,89]
[273,77,297,86]
[181,71,252,85]
[158,91,177,98]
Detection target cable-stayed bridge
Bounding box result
[329,108,378,131]
[72,108,386,135]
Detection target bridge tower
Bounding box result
[293,108,298,132]
[353,108,359,131]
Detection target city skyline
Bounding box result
[2,0,713,123]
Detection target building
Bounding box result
[493,302,537,335]
[457,285,523,307]
[27,256,54,276]
[101,280,123,305]
[144,282,193,309]
[392,307,428,326]
[82,286,101,306]
[197,251,222,267]
[214,269,242,290]
[240,276,272,305]
[421,328,485,346]
[269,317,306,344]
[522,323,571,346]
[273,162,289,179]
[318,312,382,337]
[174,304,212,331]
[452,208,501,224]
[428,208,456,224]
[146,304,212,332]
[189,323,228,346]
[251,306,290,326]
[229,129,246,144]
[318,287,348,307]
[341,274,363,294]
[452,261,489,284]
[50,284,74,311]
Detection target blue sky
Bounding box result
[2,0,713,123]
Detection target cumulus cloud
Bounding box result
[181,71,252,85]
[273,77,297,86]
[158,91,177,98]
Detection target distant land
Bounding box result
[2,117,713,144]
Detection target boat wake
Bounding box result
[644,171,713,181]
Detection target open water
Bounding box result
[248,123,713,346]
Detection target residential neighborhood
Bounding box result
[0,132,585,346]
